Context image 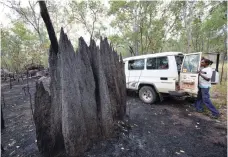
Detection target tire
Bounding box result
[139,86,157,104]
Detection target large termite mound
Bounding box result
[33,28,126,157]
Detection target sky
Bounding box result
[0,2,11,27]
[0,0,113,45]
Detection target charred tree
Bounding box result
[9,77,12,89]
[1,107,5,130]
[34,1,126,157]
[1,107,5,153]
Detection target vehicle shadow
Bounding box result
[127,90,192,107]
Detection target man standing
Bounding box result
[193,58,219,118]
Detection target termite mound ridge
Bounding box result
[34,28,126,157]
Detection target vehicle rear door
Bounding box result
[180,52,202,94]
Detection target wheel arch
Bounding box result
[138,83,158,93]
[138,83,163,102]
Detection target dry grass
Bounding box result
[207,62,227,119]
[219,62,227,81]
[210,62,227,107]
[211,81,227,107]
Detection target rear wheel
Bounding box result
[139,86,157,104]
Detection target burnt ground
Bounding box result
[1,78,227,157]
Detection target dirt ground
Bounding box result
[1,79,227,157]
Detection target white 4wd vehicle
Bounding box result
[123,52,219,104]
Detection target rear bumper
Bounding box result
[169,91,188,97]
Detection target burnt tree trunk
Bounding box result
[1,107,5,130]
[1,107,5,153]
[34,2,126,157]
[220,53,226,84]
[9,77,12,89]
[2,93,6,108]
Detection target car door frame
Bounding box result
[180,52,202,95]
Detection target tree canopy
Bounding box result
[1,0,227,72]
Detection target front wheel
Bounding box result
[139,86,157,104]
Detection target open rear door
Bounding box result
[180,52,202,95]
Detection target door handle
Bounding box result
[160,77,168,80]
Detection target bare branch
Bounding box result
[28,0,40,34]
[39,1,58,53]
[89,7,99,38]
[1,0,40,35]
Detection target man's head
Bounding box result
[201,58,213,67]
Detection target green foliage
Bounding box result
[108,1,165,55]
[66,0,107,40]
[1,25,25,72]
[108,1,226,56]
[1,0,226,72]
[163,1,227,53]
[1,21,48,72]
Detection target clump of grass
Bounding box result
[211,81,227,107]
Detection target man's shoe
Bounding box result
[210,114,219,119]
[191,104,196,107]
[196,109,204,113]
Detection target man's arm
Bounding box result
[199,72,210,81]
[198,68,212,81]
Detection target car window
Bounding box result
[182,54,200,73]
[147,57,169,70]
[157,57,169,69]
[128,59,145,70]
[146,58,156,69]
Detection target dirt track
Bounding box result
[1,79,227,157]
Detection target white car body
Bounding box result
[123,52,219,103]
